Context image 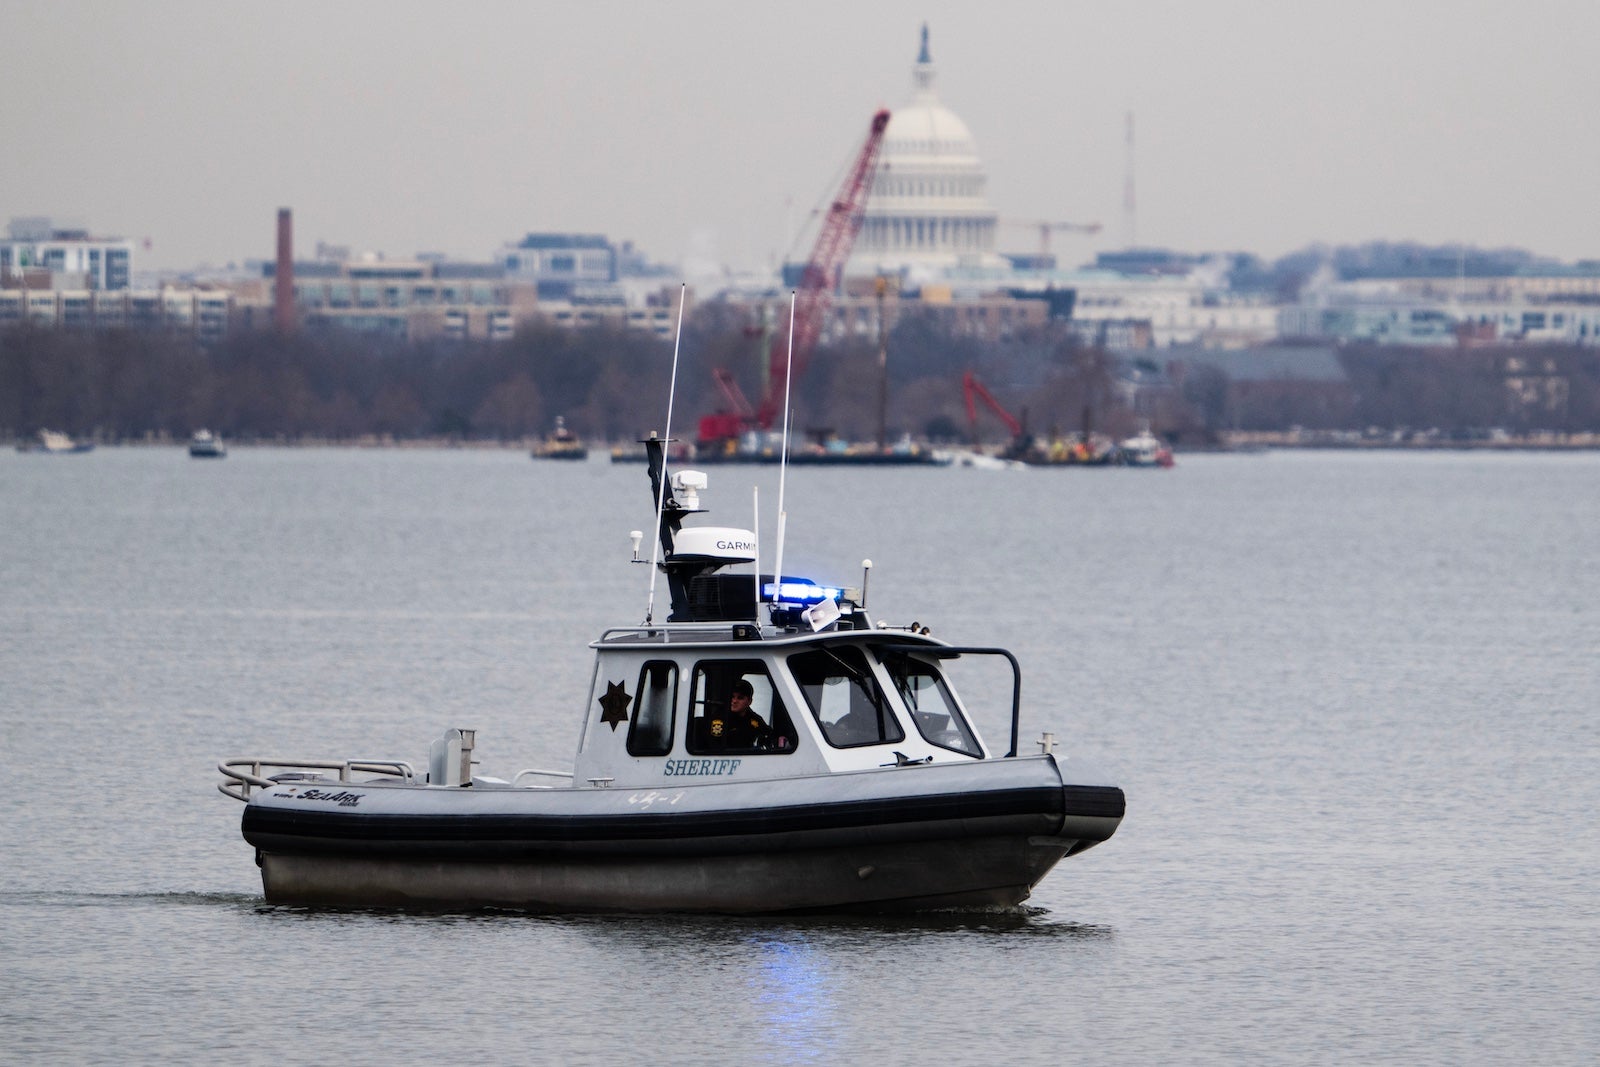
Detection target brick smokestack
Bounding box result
[274,207,295,333]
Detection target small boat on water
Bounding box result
[17,429,93,454]
[218,434,1124,913]
[1117,428,1174,468]
[188,429,227,458]
[530,416,588,461]
[948,449,1027,470]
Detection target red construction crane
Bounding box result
[764,108,893,428]
[700,109,891,446]
[712,368,755,421]
[962,370,1023,444]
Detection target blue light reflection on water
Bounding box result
[751,937,834,1065]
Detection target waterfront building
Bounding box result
[497,232,683,337]
[832,281,1050,342]
[0,218,133,290]
[1281,265,1600,346]
[533,282,687,339]
[1065,270,1281,348]
[499,233,617,299]
[0,286,236,342]
[255,256,533,342]
[251,237,683,341]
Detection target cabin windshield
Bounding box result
[882,653,983,757]
[788,646,905,748]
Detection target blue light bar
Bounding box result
[762,577,844,606]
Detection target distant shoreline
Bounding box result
[11,434,1600,454]
[10,435,546,451]
[1219,431,1600,452]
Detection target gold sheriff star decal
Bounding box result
[598,680,631,731]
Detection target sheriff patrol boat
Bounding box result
[218,435,1124,913]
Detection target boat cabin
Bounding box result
[565,440,1022,789]
[570,624,1019,788]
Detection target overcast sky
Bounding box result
[5,0,1597,274]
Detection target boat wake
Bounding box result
[0,890,1114,943]
[0,889,263,910]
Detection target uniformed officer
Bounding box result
[708,678,775,750]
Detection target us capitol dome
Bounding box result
[848,25,1007,281]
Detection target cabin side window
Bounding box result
[883,654,982,757]
[789,646,906,748]
[626,660,678,757]
[686,659,799,755]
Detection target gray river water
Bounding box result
[2,446,1596,1064]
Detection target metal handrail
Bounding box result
[596,623,741,644]
[217,757,415,802]
[880,643,1024,758]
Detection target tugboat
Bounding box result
[188,429,227,458]
[1117,427,1174,468]
[219,435,1124,913]
[530,416,588,461]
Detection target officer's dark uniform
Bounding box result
[706,709,774,750]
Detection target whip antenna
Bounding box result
[772,290,797,596]
[644,283,688,625]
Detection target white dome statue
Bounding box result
[849,25,1005,280]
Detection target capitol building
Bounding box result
[848,27,1008,281]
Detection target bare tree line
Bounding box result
[3,313,1598,445]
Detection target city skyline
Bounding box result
[4,0,1597,275]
